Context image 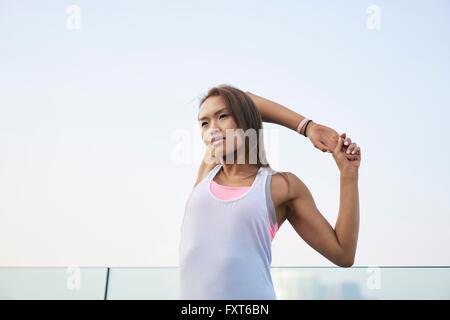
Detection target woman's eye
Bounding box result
[219,114,228,119]
[201,122,208,127]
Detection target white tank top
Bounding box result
[179,164,278,300]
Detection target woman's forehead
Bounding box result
[198,97,228,120]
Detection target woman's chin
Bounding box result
[213,147,236,159]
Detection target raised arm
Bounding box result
[284,133,361,267]
[245,91,353,155]
[245,91,310,134]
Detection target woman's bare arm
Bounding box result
[245,91,312,135]
[245,91,346,153]
[284,135,360,267]
[283,172,358,267]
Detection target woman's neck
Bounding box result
[219,163,260,181]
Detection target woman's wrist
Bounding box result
[303,120,315,137]
[296,118,310,135]
[340,169,359,180]
[296,119,315,137]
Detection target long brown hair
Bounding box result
[199,84,270,168]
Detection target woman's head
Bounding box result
[198,84,269,167]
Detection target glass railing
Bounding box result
[0,267,449,299]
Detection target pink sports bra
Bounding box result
[210,179,279,240]
[210,180,250,200]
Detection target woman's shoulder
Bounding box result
[269,169,307,200]
[264,167,299,181]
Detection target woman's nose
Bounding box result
[208,128,223,140]
[208,127,221,135]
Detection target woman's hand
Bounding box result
[332,133,361,177]
[307,122,339,153]
[307,122,359,159]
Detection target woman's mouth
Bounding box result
[211,137,225,145]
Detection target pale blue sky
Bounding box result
[0,0,449,266]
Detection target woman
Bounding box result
[179,85,361,300]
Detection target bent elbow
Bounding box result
[335,254,355,268]
[338,260,354,268]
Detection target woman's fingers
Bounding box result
[328,132,359,155]
[344,136,352,147]
[315,140,330,153]
[352,146,361,155]
[333,135,345,155]
[324,140,336,153]
[346,143,360,154]
[335,133,361,159]
[346,142,357,154]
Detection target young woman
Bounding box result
[179,85,361,300]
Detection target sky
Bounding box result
[0,0,449,267]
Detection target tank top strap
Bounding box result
[207,164,222,182]
[259,166,278,228]
[258,166,278,182]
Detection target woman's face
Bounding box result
[198,96,245,161]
